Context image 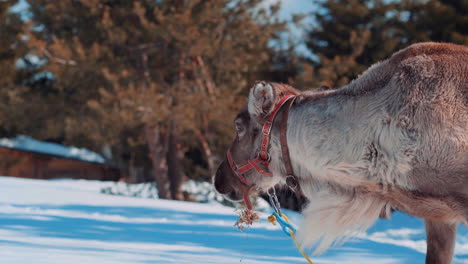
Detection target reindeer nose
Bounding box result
[213,164,233,195]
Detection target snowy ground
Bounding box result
[0,176,466,264]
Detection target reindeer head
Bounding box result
[213,81,300,205]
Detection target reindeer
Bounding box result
[213,42,467,264]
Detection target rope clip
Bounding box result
[267,188,281,215]
[272,212,296,236]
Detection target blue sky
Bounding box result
[265,0,318,58]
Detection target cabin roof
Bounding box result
[0,135,112,166]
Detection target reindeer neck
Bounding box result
[277,90,385,185]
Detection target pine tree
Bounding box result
[0,1,53,139]
[0,1,25,137]
[398,0,468,45]
[0,1,18,89]
[304,0,400,87]
[302,0,468,88]
[25,0,288,199]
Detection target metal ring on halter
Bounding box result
[285,175,298,189]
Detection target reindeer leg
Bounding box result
[425,219,457,264]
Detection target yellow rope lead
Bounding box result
[289,231,314,264]
[268,213,314,264]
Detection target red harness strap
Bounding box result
[226,94,295,210]
[258,94,296,161]
[227,149,255,210]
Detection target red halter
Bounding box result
[226,94,295,210]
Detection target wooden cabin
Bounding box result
[0,136,120,181]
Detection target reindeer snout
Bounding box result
[213,161,245,202]
[213,162,233,195]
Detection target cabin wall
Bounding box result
[0,148,120,181]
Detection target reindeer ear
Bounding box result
[247,81,276,122]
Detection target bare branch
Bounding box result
[43,48,77,66]
[195,56,216,97]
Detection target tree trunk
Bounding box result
[194,128,218,176]
[167,120,186,200]
[145,124,170,199]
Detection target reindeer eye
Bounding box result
[235,122,242,133]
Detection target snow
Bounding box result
[100,180,272,212]
[0,135,106,164]
[0,176,466,264]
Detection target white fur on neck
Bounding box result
[297,191,385,255]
